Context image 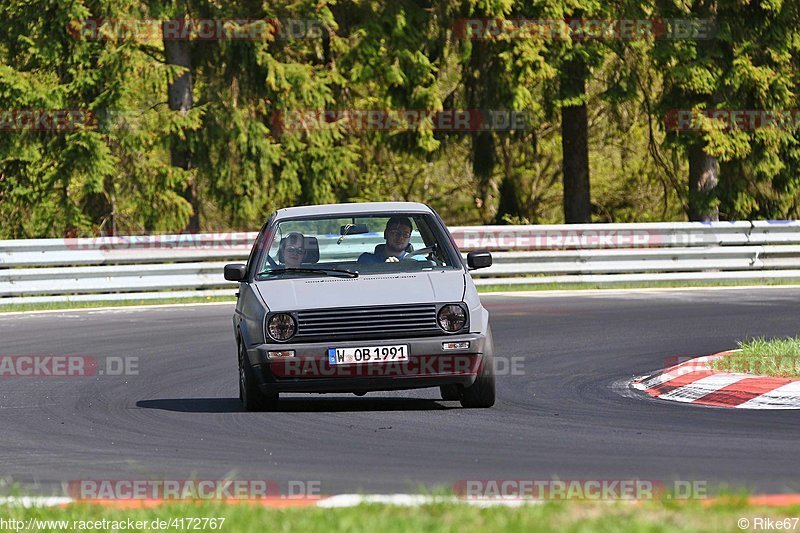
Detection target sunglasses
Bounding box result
[285,245,305,254]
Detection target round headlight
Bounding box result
[267,313,296,341]
[437,304,466,333]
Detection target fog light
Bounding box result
[268,350,295,359]
[442,342,470,350]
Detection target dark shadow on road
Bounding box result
[136,397,455,413]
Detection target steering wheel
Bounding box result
[401,246,437,260]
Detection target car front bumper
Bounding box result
[246,333,487,394]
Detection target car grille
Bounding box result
[295,304,441,340]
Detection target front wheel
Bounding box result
[460,327,496,408]
[239,342,278,411]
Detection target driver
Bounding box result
[278,232,306,268]
[358,216,413,264]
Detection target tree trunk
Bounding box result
[495,175,524,224]
[163,27,199,232]
[560,57,591,223]
[472,130,496,224]
[465,37,497,224]
[688,143,719,221]
[494,137,525,224]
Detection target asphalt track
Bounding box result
[1,287,799,496]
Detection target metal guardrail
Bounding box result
[1,221,800,305]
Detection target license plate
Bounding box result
[328,345,409,365]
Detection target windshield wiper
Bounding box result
[257,267,359,278]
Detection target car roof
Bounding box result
[273,201,434,221]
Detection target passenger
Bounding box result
[358,216,414,264]
[278,232,306,268]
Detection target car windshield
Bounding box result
[256,212,461,279]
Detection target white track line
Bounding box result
[0,494,544,509]
[0,497,72,507]
[315,494,539,508]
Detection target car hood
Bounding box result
[254,270,466,311]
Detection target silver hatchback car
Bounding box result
[224,202,494,410]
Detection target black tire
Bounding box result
[460,327,496,408]
[440,384,462,401]
[239,342,279,411]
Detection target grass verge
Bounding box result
[1,279,800,314]
[476,278,800,293]
[1,499,799,533]
[0,295,236,313]
[711,337,800,379]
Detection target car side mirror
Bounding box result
[467,250,492,270]
[224,263,247,282]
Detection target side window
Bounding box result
[415,215,455,266]
[245,219,273,278]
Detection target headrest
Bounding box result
[302,236,319,263]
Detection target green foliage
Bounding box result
[1,0,799,237]
[710,337,800,378]
[655,0,800,220]
[3,497,800,533]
